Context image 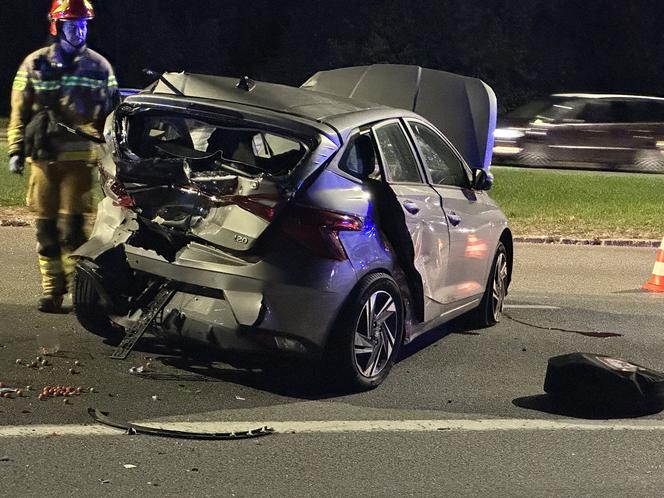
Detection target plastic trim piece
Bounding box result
[88,408,275,440]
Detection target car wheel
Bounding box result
[467,242,509,328]
[325,273,404,392]
[73,265,125,340]
[633,150,664,173]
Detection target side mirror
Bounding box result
[471,168,492,191]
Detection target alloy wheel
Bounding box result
[353,290,398,378]
[492,252,508,321]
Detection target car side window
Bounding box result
[373,122,422,183]
[340,134,381,180]
[408,121,470,188]
[578,101,615,123]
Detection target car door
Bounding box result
[371,120,450,321]
[548,99,623,166]
[405,119,497,304]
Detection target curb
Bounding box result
[0,218,659,248]
[514,236,662,248]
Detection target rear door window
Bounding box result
[407,121,470,188]
[373,121,423,183]
[618,100,664,123]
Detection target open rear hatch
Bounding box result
[108,101,324,258]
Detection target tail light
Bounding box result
[280,205,363,261]
[99,168,135,208]
[224,194,279,222]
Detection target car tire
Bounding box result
[73,265,125,340]
[466,242,509,328]
[324,272,404,392]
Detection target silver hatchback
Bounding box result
[73,66,512,390]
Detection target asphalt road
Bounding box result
[1,227,664,497]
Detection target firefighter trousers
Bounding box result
[26,160,93,295]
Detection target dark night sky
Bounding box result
[2,0,664,115]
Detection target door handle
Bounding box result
[447,211,462,226]
[402,201,420,215]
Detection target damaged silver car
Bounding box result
[73,64,512,390]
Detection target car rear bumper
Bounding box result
[124,247,353,358]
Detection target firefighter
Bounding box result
[7,0,119,312]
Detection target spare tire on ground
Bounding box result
[544,353,664,415]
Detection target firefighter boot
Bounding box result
[38,255,66,313]
[60,214,87,293]
[36,218,66,313]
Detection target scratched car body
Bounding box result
[73,65,512,390]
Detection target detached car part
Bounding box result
[544,353,664,414]
[88,408,274,440]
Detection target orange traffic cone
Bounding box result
[643,237,664,292]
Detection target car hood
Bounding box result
[301,64,497,171]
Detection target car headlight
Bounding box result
[494,128,525,140]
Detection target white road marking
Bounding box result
[4,418,664,438]
[504,305,560,310]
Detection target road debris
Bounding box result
[151,395,159,401]
[38,385,84,401]
[235,395,246,401]
[123,464,137,469]
[129,365,150,375]
[88,408,275,440]
[545,353,664,415]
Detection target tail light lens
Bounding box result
[223,194,279,222]
[99,168,135,208]
[280,205,363,261]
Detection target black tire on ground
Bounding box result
[324,272,404,392]
[73,265,125,339]
[466,241,509,329]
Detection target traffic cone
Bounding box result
[643,238,664,292]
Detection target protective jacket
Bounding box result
[8,43,119,162]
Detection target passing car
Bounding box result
[73,65,512,390]
[493,93,664,173]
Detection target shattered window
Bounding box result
[124,113,307,176]
[373,122,422,183]
[409,122,469,188]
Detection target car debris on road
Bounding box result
[544,352,664,415]
[88,408,275,440]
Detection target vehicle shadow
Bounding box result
[399,316,481,362]
[111,336,342,400]
[513,394,663,419]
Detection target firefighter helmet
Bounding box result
[49,0,95,36]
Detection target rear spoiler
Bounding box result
[302,64,497,173]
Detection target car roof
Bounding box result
[145,72,419,133]
[552,93,664,102]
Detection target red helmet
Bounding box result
[49,0,95,36]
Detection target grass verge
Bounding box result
[491,166,664,239]
[0,150,662,239]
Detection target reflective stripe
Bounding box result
[58,150,98,161]
[7,130,22,141]
[12,77,28,91]
[30,76,108,91]
[653,261,664,277]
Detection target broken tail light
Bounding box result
[280,205,363,261]
[99,168,135,208]
[227,194,278,222]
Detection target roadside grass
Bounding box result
[0,143,663,239]
[0,142,28,206]
[491,166,664,239]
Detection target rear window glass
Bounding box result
[123,114,307,176]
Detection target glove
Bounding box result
[9,155,24,175]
